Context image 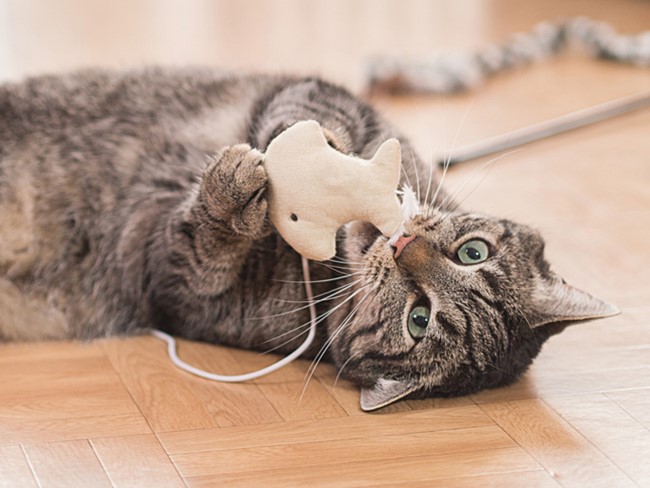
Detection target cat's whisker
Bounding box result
[439,148,523,216]
[260,327,310,355]
[429,145,452,210]
[433,152,505,222]
[258,282,369,347]
[403,142,420,203]
[251,295,340,321]
[259,282,371,355]
[300,285,371,364]
[274,279,363,304]
[399,162,414,197]
[258,299,345,351]
[321,259,359,267]
[272,273,357,284]
[423,157,434,208]
[328,255,363,265]
[316,259,362,270]
[299,288,373,403]
[248,302,314,321]
[428,100,474,209]
[331,264,364,272]
[326,259,363,269]
[317,263,363,275]
[310,280,364,299]
[255,279,365,320]
[333,352,360,388]
[409,142,422,203]
[300,294,373,402]
[510,299,535,333]
[412,102,442,203]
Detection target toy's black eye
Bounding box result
[408,304,430,340]
[457,239,489,265]
[290,213,298,222]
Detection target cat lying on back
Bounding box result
[0,68,617,410]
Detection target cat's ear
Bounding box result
[360,378,418,412]
[529,274,620,328]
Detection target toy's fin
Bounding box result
[370,138,401,187]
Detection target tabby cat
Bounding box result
[0,68,617,410]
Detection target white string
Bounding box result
[150,255,317,382]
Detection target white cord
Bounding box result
[150,256,317,382]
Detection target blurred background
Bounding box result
[1,0,649,90]
[2,0,648,159]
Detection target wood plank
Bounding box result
[606,388,650,428]
[377,469,560,488]
[171,425,514,478]
[185,446,539,488]
[158,404,493,454]
[542,196,650,296]
[189,382,283,428]
[256,380,347,421]
[23,439,112,488]
[100,336,220,432]
[544,394,650,486]
[0,388,141,421]
[471,365,650,404]
[0,412,150,446]
[0,445,38,488]
[166,340,284,427]
[142,334,344,426]
[0,342,150,445]
[0,341,104,364]
[539,307,650,354]
[90,434,185,488]
[480,399,635,488]
[0,351,137,403]
[538,347,650,374]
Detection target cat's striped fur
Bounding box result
[0,68,616,409]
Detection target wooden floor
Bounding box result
[1,1,649,487]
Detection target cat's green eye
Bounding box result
[408,305,430,340]
[457,239,489,265]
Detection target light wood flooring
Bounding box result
[1,1,649,486]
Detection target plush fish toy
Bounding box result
[263,120,403,260]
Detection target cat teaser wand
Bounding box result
[439,91,650,167]
[152,121,405,381]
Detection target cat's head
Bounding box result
[332,208,618,411]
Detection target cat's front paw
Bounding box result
[200,144,270,239]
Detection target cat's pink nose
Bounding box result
[392,234,416,259]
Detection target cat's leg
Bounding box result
[193,143,269,242]
[139,143,270,337]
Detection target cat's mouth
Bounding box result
[344,183,422,262]
[343,221,384,259]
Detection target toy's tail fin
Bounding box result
[370,138,401,188]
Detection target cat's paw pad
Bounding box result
[201,144,269,238]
